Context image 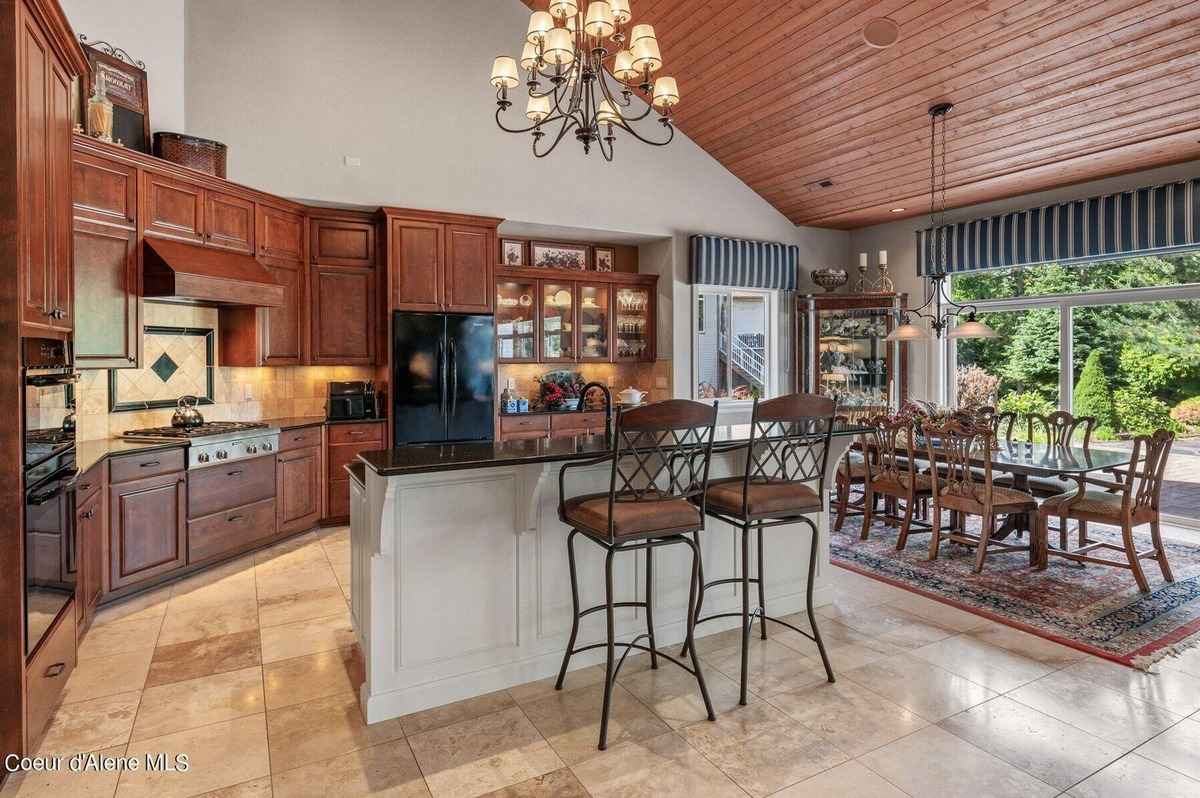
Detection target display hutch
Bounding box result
[796,293,909,414]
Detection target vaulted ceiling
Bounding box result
[518,0,1200,229]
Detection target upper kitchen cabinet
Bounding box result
[311,217,375,267]
[381,208,502,315]
[15,0,86,339]
[142,172,205,243]
[72,151,137,228]
[204,190,255,254]
[257,204,305,261]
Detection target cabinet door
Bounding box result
[73,219,140,369]
[541,282,576,362]
[614,285,654,362]
[261,261,305,365]
[312,218,375,267]
[109,471,187,590]
[577,283,611,362]
[143,172,204,243]
[17,14,53,333]
[311,266,374,364]
[277,446,320,534]
[390,219,443,312]
[205,190,255,254]
[444,225,493,313]
[73,151,137,226]
[75,490,104,634]
[48,60,73,332]
[257,205,304,260]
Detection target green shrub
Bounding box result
[997,391,1054,419]
[1118,343,1188,395]
[1170,397,1200,428]
[1114,388,1182,435]
[1072,350,1116,430]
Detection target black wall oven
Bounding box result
[22,338,78,657]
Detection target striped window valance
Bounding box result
[689,234,800,290]
[916,177,1200,276]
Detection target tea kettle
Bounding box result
[617,386,646,406]
[171,395,205,428]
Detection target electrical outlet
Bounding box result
[243,384,254,401]
[344,155,362,167]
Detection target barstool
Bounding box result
[555,399,719,750]
[685,393,837,705]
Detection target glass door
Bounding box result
[541,282,576,362]
[615,286,651,361]
[578,283,611,361]
[815,307,892,413]
[495,279,538,362]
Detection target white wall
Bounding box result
[849,159,1200,405]
[60,0,186,135]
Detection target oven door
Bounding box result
[25,462,78,657]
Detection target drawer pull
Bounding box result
[348,431,367,436]
[78,482,91,491]
[293,435,307,441]
[227,470,244,477]
[81,508,96,520]
[140,460,161,468]
[227,514,244,522]
[44,662,66,678]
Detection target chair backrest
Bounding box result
[992,411,1018,443]
[1029,411,1095,448]
[741,394,836,502]
[869,414,920,488]
[609,399,718,513]
[922,417,996,513]
[1121,428,1175,515]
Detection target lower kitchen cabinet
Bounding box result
[25,607,76,752]
[325,421,384,522]
[186,454,277,565]
[108,468,187,591]
[188,498,277,564]
[278,445,321,534]
[74,487,104,636]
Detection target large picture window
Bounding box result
[694,287,775,401]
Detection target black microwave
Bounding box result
[328,380,377,421]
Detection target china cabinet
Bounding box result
[541,282,576,362]
[578,282,611,361]
[614,286,653,362]
[496,279,539,362]
[796,293,908,414]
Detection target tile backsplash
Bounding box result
[73,302,372,441]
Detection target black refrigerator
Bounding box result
[392,311,495,446]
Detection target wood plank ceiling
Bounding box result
[518,0,1200,229]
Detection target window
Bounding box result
[694,287,775,401]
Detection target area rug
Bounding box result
[830,516,1200,670]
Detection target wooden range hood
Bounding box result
[143,238,285,307]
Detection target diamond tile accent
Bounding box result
[151,351,179,383]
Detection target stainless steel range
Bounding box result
[123,421,281,469]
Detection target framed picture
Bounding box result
[532,241,589,271]
[501,239,526,267]
[594,247,616,272]
[80,37,151,153]
[109,326,215,411]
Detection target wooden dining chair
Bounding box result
[1022,411,1098,500]
[1036,429,1175,593]
[922,418,1038,572]
[833,414,873,532]
[862,415,933,550]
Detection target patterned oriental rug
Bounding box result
[830,516,1200,670]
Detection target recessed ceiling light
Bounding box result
[863,18,900,49]
[890,207,906,213]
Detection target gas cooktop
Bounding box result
[123,422,281,469]
[122,421,271,439]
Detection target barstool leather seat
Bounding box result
[563,493,702,540]
[704,478,822,518]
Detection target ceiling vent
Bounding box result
[804,178,835,191]
[863,18,901,49]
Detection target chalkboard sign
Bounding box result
[80,37,151,154]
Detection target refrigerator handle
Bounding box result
[449,340,458,418]
[437,339,447,417]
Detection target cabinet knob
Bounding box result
[44,662,66,678]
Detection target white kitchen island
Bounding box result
[348,426,858,723]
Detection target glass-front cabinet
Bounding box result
[496,279,538,362]
[578,283,611,361]
[541,282,575,362]
[614,286,653,362]
[797,293,908,415]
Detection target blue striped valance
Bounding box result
[916,177,1200,276]
[689,234,799,290]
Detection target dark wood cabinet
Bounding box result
[277,446,321,534]
[24,606,75,752]
[72,218,140,369]
[383,208,503,316]
[143,172,205,243]
[74,487,103,636]
[17,2,75,338]
[311,218,375,266]
[257,204,305,261]
[445,224,494,313]
[324,421,383,523]
[389,218,443,312]
[205,190,255,254]
[72,150,136,226]
[219,257,306,367]
[311,266,374,364]
[108,469,187,591]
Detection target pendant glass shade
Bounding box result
[631,37,662,72]
[542,27,576,65]
[948,318,997,339]
[610,0,632,24]
[886,322,928,341]
[526,11,554,43]
[519,41,539,70]
[652,76,679,109]
[630,23,656,45]
[490,57,519,89]
[526,93,551,122]
[585,2,616,38]
[596,99,621,124]
[548,0,579,19]
[612,49,638,81]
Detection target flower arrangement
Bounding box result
[537,371,585,410]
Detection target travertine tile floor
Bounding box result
[5,527,1200,798]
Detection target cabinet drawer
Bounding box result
[500,415,550,435]
[188,454,275,519]
[74,462,104,506]
[327,479,350,520]
[550,412,607,432]
[279,425,323,451]
[327,422,384,445]
[26,608,76,749]
[327,443,373,476]
[109,447,185,484]
[188,497,276,564]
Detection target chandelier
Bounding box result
[489,1,678,160]
[887,103,995,341]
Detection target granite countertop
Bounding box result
[261,416,327,430]
[345,461,367,486]
[499,406,609,416]
[75,437,188,476]
[359,423,868,478]
[324,417,386,426]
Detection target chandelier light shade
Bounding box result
[491,0,679,160]
[889,103,995,341]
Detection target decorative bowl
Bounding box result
[811,268,849,292]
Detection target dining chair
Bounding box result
[922,418,1039,572]
[832,414,873,532]
[1036,429,1175,593]
[556,399,719,749]
[862,414,933,550]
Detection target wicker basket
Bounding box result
[153,132,228,178]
